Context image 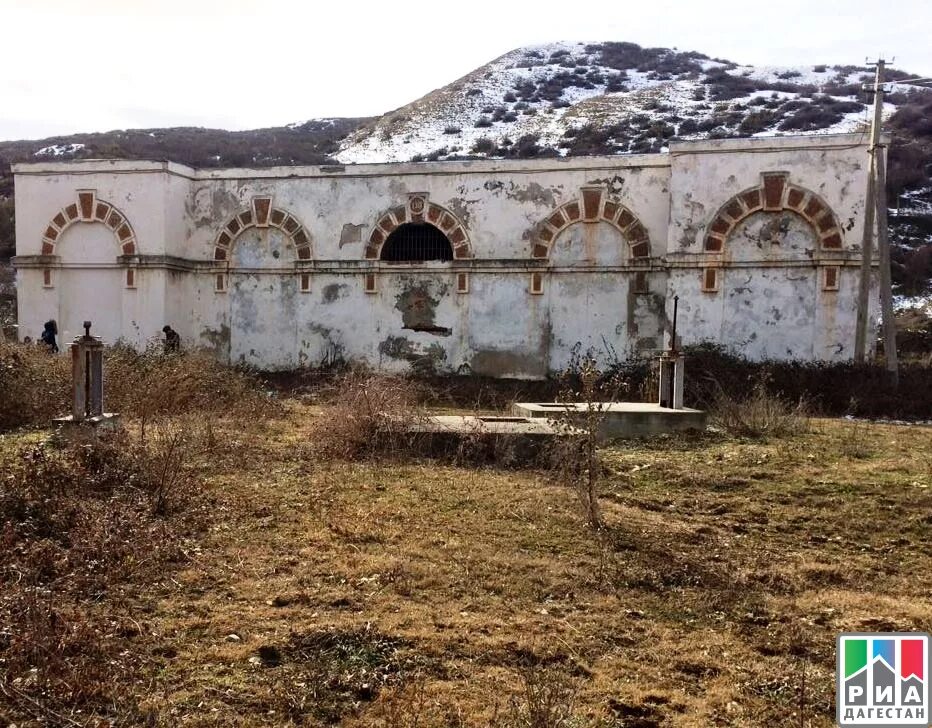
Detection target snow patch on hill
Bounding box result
[335,42,904,164]
[34,143,85,157]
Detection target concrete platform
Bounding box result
[406,415,568,464]
[52,412,123,443]
[411,415,560,434]
[512,402,707,439]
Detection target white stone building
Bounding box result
[12,133,877,377]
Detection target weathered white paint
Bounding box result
[12,134,879,376]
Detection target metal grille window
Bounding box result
[381,223,453,262]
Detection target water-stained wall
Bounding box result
[666,135,877,361]
[12,134,877,376]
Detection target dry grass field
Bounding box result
[1,386,930,727]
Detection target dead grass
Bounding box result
[314,369,429,461]
[0,340,278,433]
[2,382,930,725]
[77,404,924,727]
[710,378,810,438]
[0,425,217,724]
[0,340,69,430]
[0,344,279,725]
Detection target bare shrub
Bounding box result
[0,435,207,723]
[315,369,428,460]
[839,419,875,459]
[106,344,278,431]
[0,340,276,433]
[506,667,577,728]
[0,339,69,430]
[710,376,809,438]
[141,417,206,515]
[377,677,430,727]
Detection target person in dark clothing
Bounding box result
[162,325,181,353]
[40,320,58,353]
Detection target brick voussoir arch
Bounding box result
[531,186,651,259]
[41,190,138,256]
[704,172,844,252]
[213,196,312,261]
[365,195,472,260]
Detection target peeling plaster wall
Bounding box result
[180,156,670,262]
[12,135,876,376]
[666,135,878,361]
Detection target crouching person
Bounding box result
[162,325,181,354]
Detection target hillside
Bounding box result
[0,118,365,192]
[335,42,927,173]
[1,40,930,304]
[336,41,884,162]
[0,119,365,259]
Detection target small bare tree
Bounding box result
[552,354,625,531]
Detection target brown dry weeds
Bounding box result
[91,405,931,727]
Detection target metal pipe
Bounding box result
[671,295,679,353]
[668,295,679,409]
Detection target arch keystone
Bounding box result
[762,172,788,210]
[252,196,272,227]
[77,190,96,220]
[581,187,603,221]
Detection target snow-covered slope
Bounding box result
[336,41,916,164]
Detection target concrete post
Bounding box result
[70,342,87,420]
[70,321,105,420]
[672,353,685,410]
[658,352,685,410]
[55,321,120,439]
[658,353,671,408]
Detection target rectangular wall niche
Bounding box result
[702,267,719,292]
[456,272,469,294]
[364,273,377,293]
[300,273,311,293]
[529,272,544,295]
[42,268,53,288]
[215,273,227,293]
[823,266,839,291]
[125,268,136,289]
[633,271,649,294]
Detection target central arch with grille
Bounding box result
[366,196,471,260]
[381,223,454,262]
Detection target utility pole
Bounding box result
[855,58,898,385]
[874,123,898,385]
[854,148,875,361]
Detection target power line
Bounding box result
[874,77,932,87]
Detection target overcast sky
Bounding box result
[2,0,930,141]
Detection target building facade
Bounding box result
[12,133,877,377]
